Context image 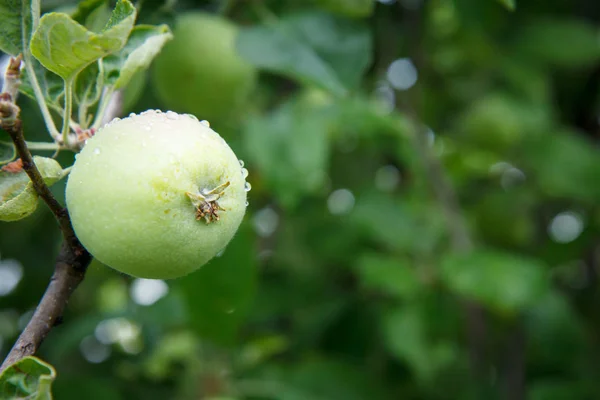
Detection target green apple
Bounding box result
[151,13,257,123]
[66,110,249,279]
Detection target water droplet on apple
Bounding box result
[244,182,252,192]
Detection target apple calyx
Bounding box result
[186,181,231,223]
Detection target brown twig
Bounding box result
[0,119,92,371]
[0,57,92,372]
[2,120,78,248]
[0,242,91,371]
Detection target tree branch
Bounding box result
[0,57,92,372]
[0,242,91,371]
[0,118,92,372]
[2,119,78,248]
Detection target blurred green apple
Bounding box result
[151,13,257,123]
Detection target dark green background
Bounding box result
[1,0,600,399]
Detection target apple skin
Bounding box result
[66,110,248,279]
[151,13,257,123]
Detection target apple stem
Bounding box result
[186,181,231,224]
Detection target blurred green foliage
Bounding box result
[1,0,600,399]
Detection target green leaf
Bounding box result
[383,305,457,382]
[103,24,173,89]
[0,168,38,221]
[523,130,600,202]
[237,12,372,96]
[0,128,16,165]
[440,249,549,314]
[143,331,198,379]
[496,0,515,11]
[0,142,16,165]
[457,92,550,150]
[74,61,103,108]
[0,0,64,110]
[244,95,332,208]
[268,359,389,400]
[34,156,67,186]
[71,0,110,30]
[0,356,56,399]
[30,0,136,81]
[527,292,586,367]
[0,0,32,56]
[351,193,445,255]
[515,18,600,68]
[177,223,256,345]
[355,253,421,299]
[19,64,66,109]
[0,156,67,221]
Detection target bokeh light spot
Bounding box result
[130,278,168,306]
[0,259,23,296]
[253,207,279,238]
[548,211,584,244]
[375,165,401,192]
[327,189,355,215]
[80,335,111,364]
[386,58,418,90]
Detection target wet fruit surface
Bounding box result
[66,110,249,279]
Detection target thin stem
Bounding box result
[78,100,90,129]
[25,141,61,151]
[31,0,40,30]
[61,80,73,145]
[77,61,104,129]
[22,59,59,141]
[91,87,115,129]
[21,0,60,140]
